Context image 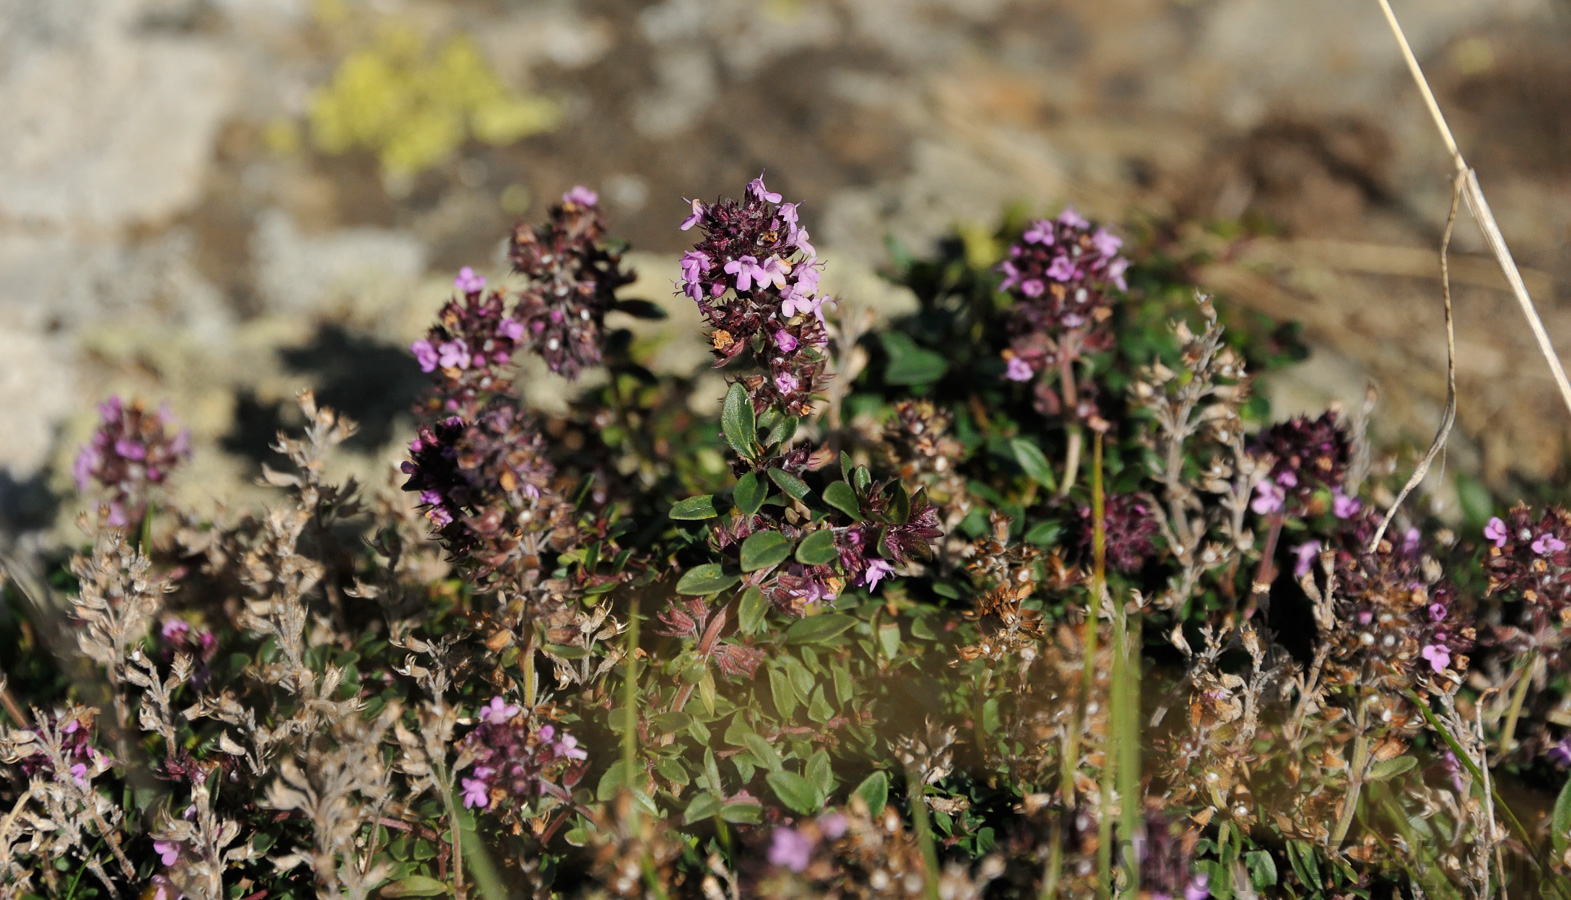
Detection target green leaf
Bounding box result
[807,685,835,723]
[782,655,813,701]
[768,667,798,719]
[878,623,901,661]
[669,494,721,520]
[853,771,888,813]
[823,481,862,520]
[719,802,763,824]
[683,792,722,825]
[765,415,798,448]
[807,749,833,797]
[733,472,765,517]
[743,733,784,772]
[1553,769,1571,859]
[1366,755,1418,782]
[1009,437,1057,490]
[738,586,768,636]
[722,382,757,460]
[795,529,839,565]
[652,711,692,733]
[740,531,792,572]
[768,468,811,501]
[880,332,949,385]
[785,614,857,644]
[656,756,691,785]
[676,564,739,596]
[767,770,822,815]
[382,875,449,897]
[1245,850,1278,890]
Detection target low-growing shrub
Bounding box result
[2,176,1567,899]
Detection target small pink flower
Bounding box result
[410,341,438,373]
[1533,533,1566,556]
[454,266,486,294]
[1421,642,1451,673]
[679,198,705,231]
[1484,516,1508,548]
[1428,602,1447,622]
[537,724,555,742]
[1091,228,1123,258]
[1023,219,1055,245]
[748,174,783,204]
[479,696,519,725]
[1045,256,1077,282]
[562,185,598,207]
[1332,490,1361,519]
[499,319,524,341]
[1275,470,1298,489]
[775,372,800,394]
[819,812,848,840]
[768,827,814,872]
[1058,206,1089,229]
[1184,873,1211,900]
[861,559,895,592]
[724,255,769,292]
[154,840,180,866]
[1020,278,1045,297]
[1251,481,1284,515]
[1005,356,1034,382]
[1292,540,1321,578]
[775,330,798,353]
[461,777,490,809]
[70,763,88,787]
[437,340,471,370]
[554,734,588,762]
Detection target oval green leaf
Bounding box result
[768,467,811,501]
[853,771,888,813]
[733,472,765,517]
[738,586,769,636]
[1009,437,1057,490]
[822,481,862,520]
[676,564,740,596]
[722,382,756,460]
[784,614,857,644]
[740,530,792,572]
[766,770,822,816]
[795,529,839,566]
[669,494,721,520]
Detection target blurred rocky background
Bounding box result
[2,0,1569,549]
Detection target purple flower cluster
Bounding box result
[401,405,561,582]
[1480,505,1571,671]
[677,175,831,416]
[766,812,848,873]
[1313,510,1474,688]
[410,271,527,418]
[19,715,105,788]
[73,397,191,528]
[998,207,1129,389]
[1483,505,1571,610]
[1248,411,1352,517]
[1078,493,1160,572]
[508,187,635,379]
[458,697,587,811]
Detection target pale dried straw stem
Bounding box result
[1368,0,1571,550]
[1374,0,1571,418]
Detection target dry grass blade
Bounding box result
[1369,172,1461,552]
[1374,0,1571,421]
